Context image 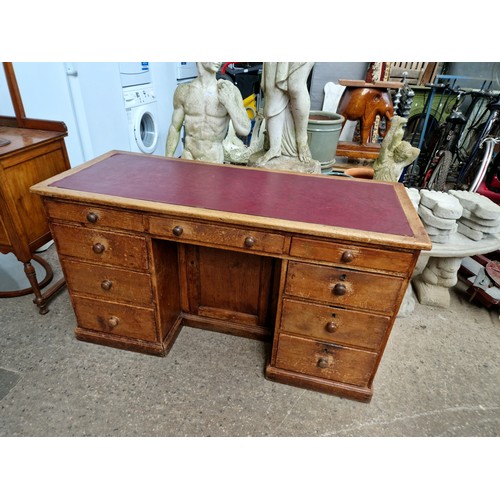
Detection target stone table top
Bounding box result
[423,233,500,259]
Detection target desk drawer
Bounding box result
[285,261,403,314]
[149,216,285,255]
[280,298,389,350]
[275,333,377,387]
[290,237,414,274]
[61,259,153,306]
[72,295,157,342]
[45,200,144,232]
[51,223,148,270]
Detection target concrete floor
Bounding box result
[0,244,499,437]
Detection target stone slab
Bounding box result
[406,187,421,211]
[420,189,463,219]
[457,221,485,241]
[460,216,500,233]
[462,207,500,226]
[419,205,459,230]
[449,190,500,220]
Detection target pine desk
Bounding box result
[31,151,430,401]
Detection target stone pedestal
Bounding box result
[411,233,500,310]
[413,256,463,308]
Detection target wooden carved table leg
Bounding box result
[0,254,66,314]
[24,259,50,314]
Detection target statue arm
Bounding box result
[376,116,404,164]
[165,89,185,157]
[217,80,251,137]
[386,116,406,153]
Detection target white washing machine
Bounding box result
[123,84,159,154]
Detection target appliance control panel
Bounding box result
[123,86,156,107]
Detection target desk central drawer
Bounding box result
[148,216,285,255]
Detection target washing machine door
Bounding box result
[134,108,158,154]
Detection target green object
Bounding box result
[307,111,345,169]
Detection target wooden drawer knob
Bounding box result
[172,226,183,237]
[244,236,256,248]
[108,316,119,328]
[317,358,329,369]
[92,242,105,254]
[101,279,113,291]
[325,321,337,333]
[333,283,347,296]
[341,250,354,263]
[86,212,99,223]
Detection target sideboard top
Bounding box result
[31,151,431,250]
[0,126,66,158]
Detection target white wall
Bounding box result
[309,62,369,110]
[149,62,178,156]
[0,62,180,166]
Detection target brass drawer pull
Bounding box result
[86,212,99,223]
[341,250,354,263]
[333,283,347,296]
[108,316,119,328]
[101,279,113,291]
[317,358,329,369]
[92,242,105,254]
[325,321,337,333]
[172,226,184,237]
[244,236,256,248]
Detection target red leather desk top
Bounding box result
[51,152,413,237]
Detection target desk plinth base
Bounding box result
[265,364,373,402]
[73,313,272,358]
[74,314,184,357]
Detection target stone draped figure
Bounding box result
[249,62,319,172]
[165,62,251,164]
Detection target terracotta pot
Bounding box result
[344,167,374,179]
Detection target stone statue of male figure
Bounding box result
[166,62,251,164]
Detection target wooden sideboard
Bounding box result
[31,151,431,401]
[0,62,70,313]
[0,126,70,312]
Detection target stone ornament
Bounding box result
[411,189,500,309]
[373,116,420,182]
[449,190,500,241]
[248,62,321,174]
[165,62,251,164]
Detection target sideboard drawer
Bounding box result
[72,295,157,342]
[45,200,144,232]
[280,298,390,350]
[275,333,377,387]
[61,259,153,306]
[51,223,148,270]
[285,261,403,314]
[148,216,285,255]
[290,237,414,274]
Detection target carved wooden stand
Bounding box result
[336,79,403,160]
